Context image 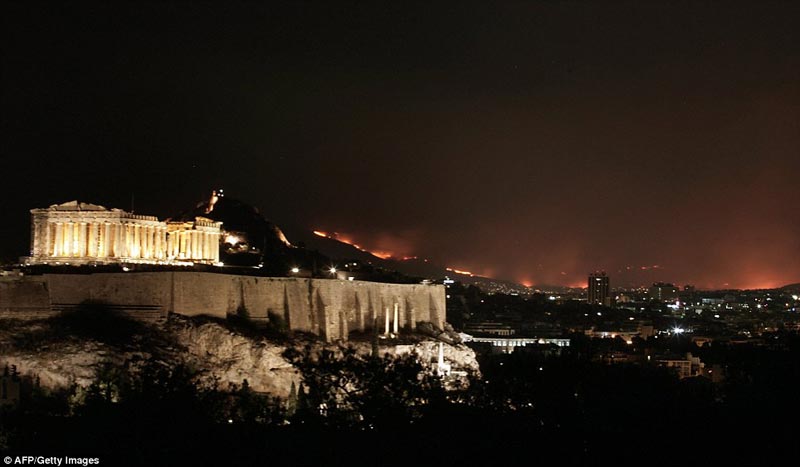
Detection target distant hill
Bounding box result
[284,227,570,294]
[781,283,800,292]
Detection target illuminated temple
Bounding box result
[26,201,222,265]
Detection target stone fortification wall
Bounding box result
[0,277,54,319]
[0,272,446,341]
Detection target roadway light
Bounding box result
[329,267,337,274]
[290,267,300,274]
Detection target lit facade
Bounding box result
[26,201,222,265]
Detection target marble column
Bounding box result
[129,224,136,258]
[140,225,146,258]
[91,222,98,257]
[73,223,80,257]
[45,223,51,257]
[114,223,121,257]
[63,223,70,256]
[77,223,85,257]
[152,226,158,259]
[122,223,130,258]
[190,231,198,260]
[144,225,150,258]
[87,222,96,257]
[167,231,174,258]
[42,221,48,257]
[54,223,63,256]
[162,231,167,258]
[153,226,159,259]
[117,224,123,257]
[116,224,122,257]
[110,224,117,257]
[154,227,161,259]
[142,225,147,258]
[143,225,151,259]
[63,222,72,256]
[148,226,155,259]
[212,233,219,262]
[102,223,110,257]
[135,224,142,258]
[69,223,74,256]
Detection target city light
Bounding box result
[672,327,685,334]
[290,267,300,273]
[329,267,337,274]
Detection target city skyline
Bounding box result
[2,1,799,289]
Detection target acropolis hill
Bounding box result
[2,196,446,342]
[0,272,446,342]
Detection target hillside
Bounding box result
[287,228,549,293]
[0,311,479,399]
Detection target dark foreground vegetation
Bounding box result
[3,311,800,465]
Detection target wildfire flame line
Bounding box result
[313,229,394,259]
[446,267,474,276]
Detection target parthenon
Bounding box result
[26,201,222,265]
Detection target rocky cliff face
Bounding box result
[0,314,479,399]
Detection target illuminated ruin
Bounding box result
[25,201,222,265]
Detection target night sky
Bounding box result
[2,1,798,289]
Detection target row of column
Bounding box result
[42,220,221,263]
[48,221,169,260]
[165,229,220,262]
